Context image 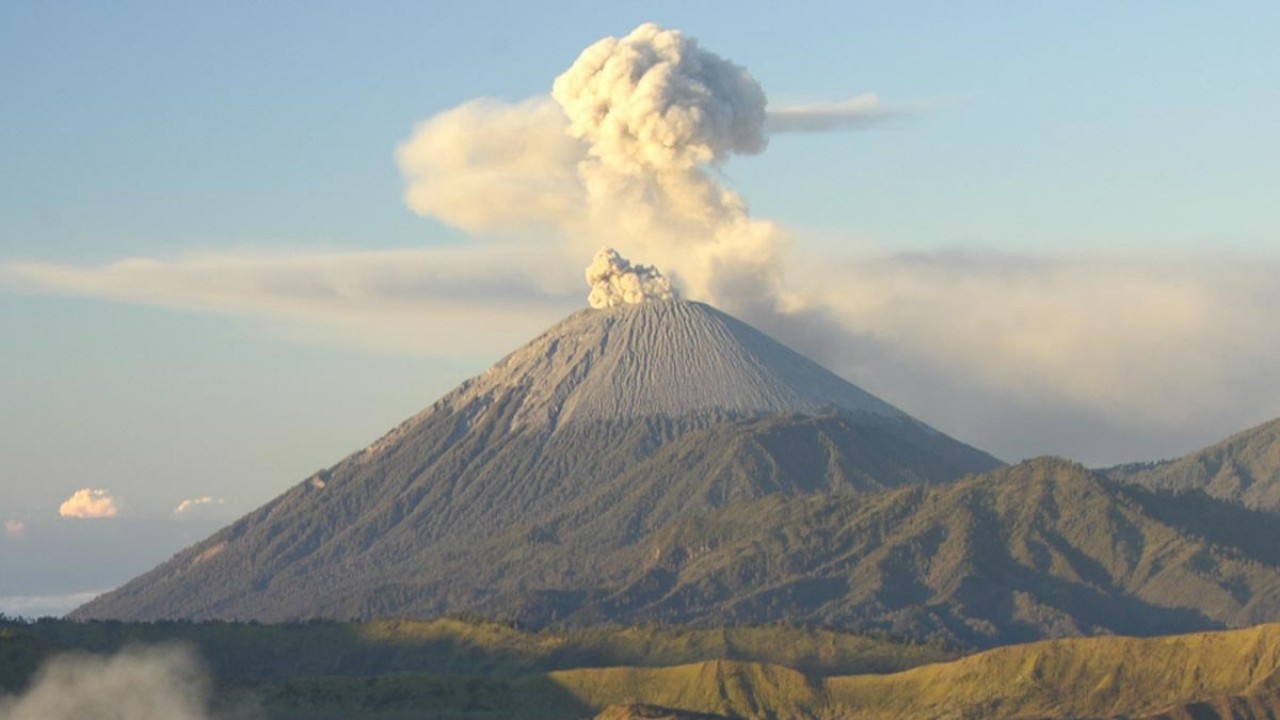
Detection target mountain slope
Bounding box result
[568,457,1280,646]
[1108,416,1280,511]
[72,300,999,622]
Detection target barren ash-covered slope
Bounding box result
[438,298,905,429]
[72,299,1000,623]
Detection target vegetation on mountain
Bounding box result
[237,624,1280,719]
[548,457,1280,646]
[1108,417,1280,511]
[67,455,1280,647]
[0,617,949,683]
[9,619,1280,719]
[0,627,60,692]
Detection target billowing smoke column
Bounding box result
[552,23,768,174]
[397,23,794,321]
[585,248,677,308]
[551,24,787,311]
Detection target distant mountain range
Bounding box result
[71,300,1280,650]
[580,457,1280,647]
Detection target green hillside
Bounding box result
[61,457,1280,651]
[568,457,1280,646]
[0,617,949,685]
[9,618,1280,718]
[1109,416,1280,511]
[0,628,60,692]
[231,624,1280,719]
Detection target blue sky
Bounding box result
[2,1,1278,612]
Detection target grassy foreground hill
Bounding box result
[244,624,1280,719]
[7,618,1280,718]
[1,617,949,681]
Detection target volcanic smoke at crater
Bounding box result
[585,248,677,308]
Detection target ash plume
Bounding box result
[585,248,677,308]
[551,23,788,313]
[397,22,799,325]
[551,23,768,174]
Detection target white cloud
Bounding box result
[58,489,119,519]
[4,520,25,539]
[172,497,223,516]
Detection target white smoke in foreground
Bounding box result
[0,645,230,720]
[586,248,677,308]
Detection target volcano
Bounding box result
[72,300,1000,622]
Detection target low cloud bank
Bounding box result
[7,245,1277,465]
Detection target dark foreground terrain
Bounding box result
[5,616,1280,719]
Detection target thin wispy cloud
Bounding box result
[4,520,25,539]
[172,497,223,516]
[2,247,580,354]
[765,94,900,134]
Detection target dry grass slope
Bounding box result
[825,623,1280,719]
